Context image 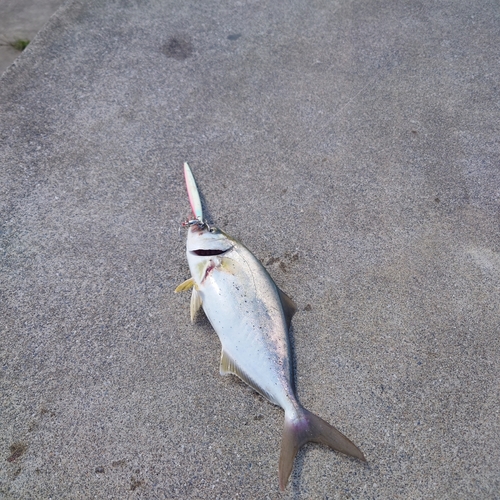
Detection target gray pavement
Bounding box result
[0,0,67,75]
[1,0,499,498]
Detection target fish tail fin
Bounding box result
[279,407,366,490]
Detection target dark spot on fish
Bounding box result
[95,466,105,473]
[281,188,288,194]
[13,467,21,477]
[434,197,440,203]
[411,130,418,134]
[254,414,264,421]
[304,304,312,311]
[192,248,228,256]
[162,36,193,60]
[7,443,27,463]
[279,262,287,271]
[227,33,241,41]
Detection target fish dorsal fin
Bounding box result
[220,350,276,404]
[175,277,195,293]
[277,287,297,330]
[190,287,202,323]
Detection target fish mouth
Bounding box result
[191,248,230,257]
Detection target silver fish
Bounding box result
[176,162,366,489]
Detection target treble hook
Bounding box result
[181,218,211,231]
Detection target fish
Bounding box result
[175,162,366,489]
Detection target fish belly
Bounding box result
[200,256,294,410]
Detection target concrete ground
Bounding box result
[1,0,499,498]
[0,0,66,75]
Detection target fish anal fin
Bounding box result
[220,349,234,376]
[277,287,297,329]
[220,350,276,403]
[190,287,202,322]
[279,408,365,490]
[175,277,195,293]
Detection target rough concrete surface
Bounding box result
[1,0,499,498]
[0,0,67,75]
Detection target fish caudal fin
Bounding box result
[279,408,366,490]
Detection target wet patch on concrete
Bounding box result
[162,36,193,60]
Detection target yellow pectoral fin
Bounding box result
[175,277,195,293]
[220,257,238,274]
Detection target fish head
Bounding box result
[186,222,235,284]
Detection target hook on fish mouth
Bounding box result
[181,218,213,232]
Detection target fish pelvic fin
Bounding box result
[175,278,202,322]
[175,277,195,293]
[190,287,202,323]
[279,407,366,490]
